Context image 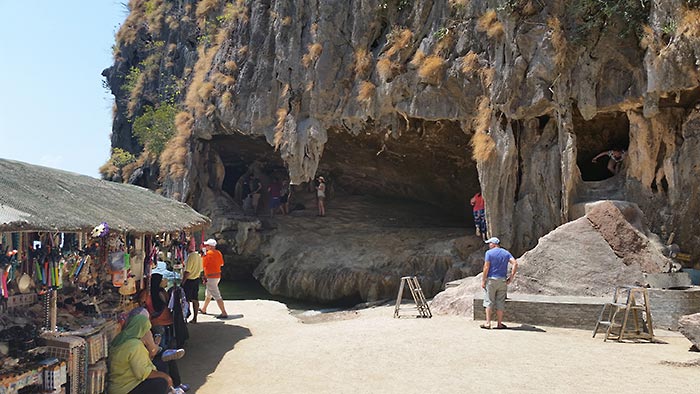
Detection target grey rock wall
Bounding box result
[105,0,700,302]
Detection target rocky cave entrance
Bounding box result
[211,133,287,204]
[208,119,482,306]
[209,118,480,230]
[574,109,630,184]
[320,118,479,229]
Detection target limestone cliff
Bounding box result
[103,0,700,303]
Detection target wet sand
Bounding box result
[179,300,699,393]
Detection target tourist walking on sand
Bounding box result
[182,241,203,324]
[480,237,518,330]
[316,176,326,217]
[470,192,487,240]
[200,238,229,319]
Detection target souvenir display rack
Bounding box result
[0,158,210,393]
[1,228,204,394]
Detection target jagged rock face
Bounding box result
[105,0,700,302]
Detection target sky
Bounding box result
[0,1,126,178]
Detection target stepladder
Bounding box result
[593,286,654,342]
[394,276,432,318]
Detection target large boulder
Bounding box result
[433,202,670,316]
[585,201,670,273]
[510,217,645,297]
[431,275,482,317]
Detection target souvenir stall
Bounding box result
[0,159,210,394]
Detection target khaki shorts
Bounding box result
[205,277,223,301]
[483,278,507,310]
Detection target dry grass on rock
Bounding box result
[470,97,495,162]
[357,81,376,103]
[302,43,323,67]
[273,108,288,150]
[547,17,566,69]
[477,9,504,39]
[159,111,194,181]
[418,55,445,82]
[460,51,479,74]
[376,57,394,81]
[410,50,425,68]
[386,27,413,57]
[354,48,372,77]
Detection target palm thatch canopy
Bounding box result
[0,158,209,234]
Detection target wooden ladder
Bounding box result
[394,276,432,318]
[593,286,654,342]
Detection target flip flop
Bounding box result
[216,314,229,319]
[494,324,508,330]
[198,308,207,315]
[480,324,491,330]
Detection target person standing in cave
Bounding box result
[250,175,262,214]
[268,177,283,216]
[470,192,487,241]
[592,149,626,175]
[316,176,326,217]
[280,178,292,215]
[241,175,252,211]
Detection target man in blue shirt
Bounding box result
[480,237,518,329]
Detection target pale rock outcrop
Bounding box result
[678,313,700,350]
[431,275,482,318]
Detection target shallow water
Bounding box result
[196,279,341,315]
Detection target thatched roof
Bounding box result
[0,158,209,233]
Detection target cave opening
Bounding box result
[574,109,630,182]
[320,118,479,229]
[211,134,286,204]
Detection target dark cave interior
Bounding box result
[210,118,480,228]
[574,109,630,182]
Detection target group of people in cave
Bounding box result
[240,172,327,217]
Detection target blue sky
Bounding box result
[0,1,126,178]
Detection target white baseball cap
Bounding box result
[203,238,217,247]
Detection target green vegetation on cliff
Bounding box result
[132,103,178,156]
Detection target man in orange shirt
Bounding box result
[199,238,229,319]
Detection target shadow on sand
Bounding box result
[179,321,252,392]
[507,324,546,332]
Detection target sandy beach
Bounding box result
[178,300,699,394]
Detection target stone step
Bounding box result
[473,290,700,330]
[577,175,626,202]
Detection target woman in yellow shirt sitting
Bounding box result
[108,314,173,394]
